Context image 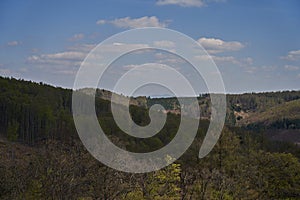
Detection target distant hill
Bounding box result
[147,91,300,125]
[147,91,300,145]
[79,88,147,108]
[238,99,300,128]
[1,75,300,146]
[1,76,300,199]
[0,76,191,152]
[220,94,300,145]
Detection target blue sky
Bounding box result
[0,0,300,94]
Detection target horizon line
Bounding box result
[1,75,300,98]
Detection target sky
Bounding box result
[0,0,300,94]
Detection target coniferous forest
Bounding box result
[1,76,300,199]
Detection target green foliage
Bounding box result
[243,99,300,128]
[149,162,181,199]
[256,152,300,199]
[1,76,300,199]
[7,120,19,142]
[0,77,74,144]
[228,91,300,113]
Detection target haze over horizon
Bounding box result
[1,0,300,94]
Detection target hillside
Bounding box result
[147,91,300,127]
[238,99,300,127]
[234,99,300,145]
[0,76,183,152]
[79,88,147,108]
[1,76,300,199]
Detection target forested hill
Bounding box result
[239,99,300,127]
[0,76,145,146]
[0,77,120,145]
[1,76,300,199]
[147,90,300,144]
[0,76,185,152]
[1,75,300,145]
[147,90,300,125]
[0,77,74,144]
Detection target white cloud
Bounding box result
[155,52,185,65]
[261,65,277,72]
[121,63,177,77]
[31,48,39,53]
[156,0,205,7]
[195,54,256,70]
[69,33,84,41]
[0,68,21,77]
[0,68,11,74]
[0,64,29,77]
[123,63,169,70]
[7,41,21,46]
[212,56,240,64]
[28,42,150,66]
[27,51,81,75]
[67,44,96,52]
[245,67,257,74]
[284,65,299,71]
[28,51,87,65]
[195,54,240,65]
[102,43,149,53]
[244,65,277,75]
[96,20,106,25]
[194,54,211,61]
[242,57,253,65]
[195,38,252,72]
[153,40,176,48]
[156,0,225,7]
[281,50,300,61]
[96,16,168,28]
[42,52,85,60]
[19,67,28,72]
[28,43,99,67]
[53,70,77,75]
[198,37,244,54]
